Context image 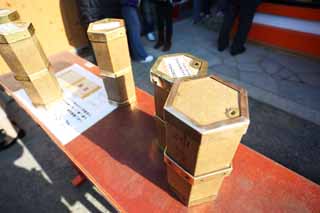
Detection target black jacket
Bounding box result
[76,0,121,26]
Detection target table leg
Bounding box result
[71,165,87,187]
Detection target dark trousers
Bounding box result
[218,0,260,49]
[121,6,148,60]
[140,0,155,34]
[155,2,173,43]
[193,0,212,22]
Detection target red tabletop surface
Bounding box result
[1,52,319,213]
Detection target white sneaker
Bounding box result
[139,55,154,63]
[146,32,156,41]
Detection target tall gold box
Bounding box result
[14,68,62,106]
[164,152,232,207]
[0,22,50,76]
[87,19,131,74]
[150,53,208,120]
[0,8,19,24]
[164,75,250,176]
[0,8,19,76]
[101,69,136,105]
[0,21,62,106]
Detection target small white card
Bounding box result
[164,56,196,78]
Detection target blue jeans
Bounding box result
[121,6,148,60]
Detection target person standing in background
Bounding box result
[217,0,261,56]
[121,0,154,63]
[140,0,157,41]
[76,0,121,29]
[0,87,24,151]
[193,0,212,24]
[154,0,173,52]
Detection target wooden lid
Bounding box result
[0,8,19,24]
[150,53,208,89]
[164,75,249,135]
[0,22,34,44]
[87,18,125,42]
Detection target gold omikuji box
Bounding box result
[0,22,50,76]
[0,21,62,106]
[101,69,136,105]
[0,8,19,24]
[164,75,250,176]
[0,8,19,76]
[150,53,208,120]
[14,68,62,106]
[164,152,232,207]
[87,18,131,74]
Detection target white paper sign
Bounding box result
[92,22,120,31]
[13,64,117,145]
[164,56,195,78]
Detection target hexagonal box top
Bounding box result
[151,53,208,85]
[0,8,19,24]
[87,18,125,42]
[164,75,249,134]
[0,22,34,44]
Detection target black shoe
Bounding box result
[154,41,163,49]
[0,129,17,151]
[162,42,171,52]
[217,40,229,52]
[230,46,246,56]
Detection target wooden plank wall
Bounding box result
[0,0,88,75]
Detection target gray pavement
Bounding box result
[0,18,319,212]
[141,19,320,125]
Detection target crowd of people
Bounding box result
[76,0,261,64]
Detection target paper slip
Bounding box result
[164,56,197,78]
[13,64,117,145]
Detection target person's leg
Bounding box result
[0,107,18,151]
[230,0,259,55]
[217,0,237,51]
[203,0,211,16]
[121,6,148,60]
[163,2,173,51]
[193,0,202,23]
[154,3,165,49]
[140,0,156,38]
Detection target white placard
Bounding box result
[164,56,195,78]
[92,22,120,31]
[13,64,117,145]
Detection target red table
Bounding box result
[1,52,319,212]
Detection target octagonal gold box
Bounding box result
[87,19,131,74]
[14,67,62,107]
[164,75,250,176]
[150,53,208,120]
[0,8,19,24]
[0,22,50,76]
